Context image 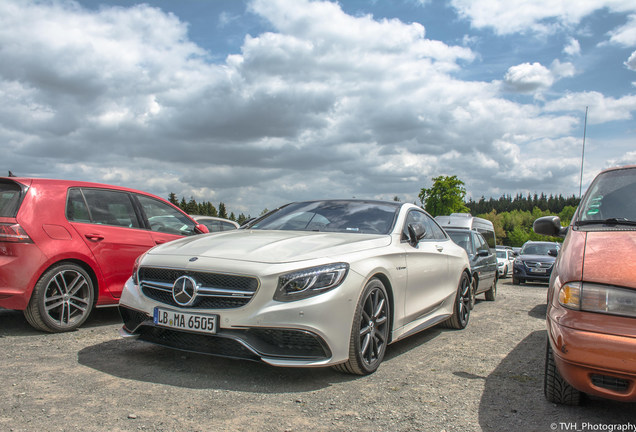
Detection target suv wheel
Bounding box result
[24,263,94,332]
[544,339,582,405]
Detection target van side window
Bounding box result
[474,233,489,253]
[478,229,496,249]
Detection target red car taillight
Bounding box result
[0,223,33,243]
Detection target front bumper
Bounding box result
[547,308,636,402]
[513,263,552,282]
[118,268,365,367]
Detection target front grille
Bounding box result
[524,261,553,269]
[245,328,330,358]
[119,306,151,332]
[591,374,630,392]
[138,266,259,309]
[138,327,260,361]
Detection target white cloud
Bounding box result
[503,60,574,93]
[608,14,636,46]
[563,37,581,56]
[450,0,636,35]
[1,0,635,215]
[544,91,636,124]
[626,50,636,71]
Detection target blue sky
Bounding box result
[2,0,636,216]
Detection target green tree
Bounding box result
[168,192,178,206]
[418,175,469,217]
[218,202,228,219]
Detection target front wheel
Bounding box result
[334,278,390,375]
[484,276,497,301]
[24,263,94,332]
[544,339,582,405]
[441,272,471,329]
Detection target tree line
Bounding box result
[168,193,252,226]
[419,175,580,247]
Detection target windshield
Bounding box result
[577,167,636,224]
[248,200,400,234]
[520,243,558,256]
[496,250,507,259]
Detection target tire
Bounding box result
[512,276,520,285]
[469,279,476,310]
[440,272,471,330]
[503,265,508,278]
[484,275,497,301]
[333,278,390,375]
[24,263,94,333]
[544,339,582,405]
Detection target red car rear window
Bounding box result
[0,180,25,218]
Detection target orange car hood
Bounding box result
[583,230,636,289]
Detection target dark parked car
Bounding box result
[0,177,208,332]
[534,165,636,404]
[512,241,560,285]
[444,227,498,304]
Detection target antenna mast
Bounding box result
[579,106,588,198]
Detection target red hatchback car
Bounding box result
[0,177,208,332]
[534,165,636,404]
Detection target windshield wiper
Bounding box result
[576,218,636,227]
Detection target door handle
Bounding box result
[85,234,104,241]
[436,245,444,252]
[155,239,169,245]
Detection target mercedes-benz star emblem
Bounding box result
[172,275,198,306]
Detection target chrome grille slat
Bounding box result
[138,266,258,309]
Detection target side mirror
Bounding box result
[194,223,209,234]
[533,216,568,237]
[548,249,558,257]
[477,250,490,257]
[408,223,426,246]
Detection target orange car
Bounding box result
[534,165,636,405]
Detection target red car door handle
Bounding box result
[155,239,168,245]
[84,234,104,241]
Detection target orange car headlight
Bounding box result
[559,282,636,318]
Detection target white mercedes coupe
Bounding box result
[118,200,472,374]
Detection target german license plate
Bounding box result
[153,307,218,334]
[530,268,546,273]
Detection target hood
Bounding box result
[147,230,392,264]
[519,254,556,263]
[582,231,636,289]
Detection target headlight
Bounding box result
[274,263,349,302]
[131,252,147,285]
[558,282,636,318]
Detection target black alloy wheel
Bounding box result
[441,272,471,329]
[334,278,390,375]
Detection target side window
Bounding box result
[428,217,447,240]
[474,233,489,253]
[136,195,196,236]
[402,210,434,241]
[220,221,238,231]
[70,188,140,228]
[66,188,91,223]
[478,229,496,249]
[201,220,221,232]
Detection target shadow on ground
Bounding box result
[477,330,636,431]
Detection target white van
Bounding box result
[435,213,496,248]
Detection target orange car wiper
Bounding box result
[576,218,636,226]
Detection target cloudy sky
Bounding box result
[2,0,636,216]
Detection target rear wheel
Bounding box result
[544,339,582,405]
[441,272,471,329]
[334,278,390,375]
[24,263,94,332]
[503,265,508,278]
[512,276,521,285]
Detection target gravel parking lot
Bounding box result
[1,279,635,432]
